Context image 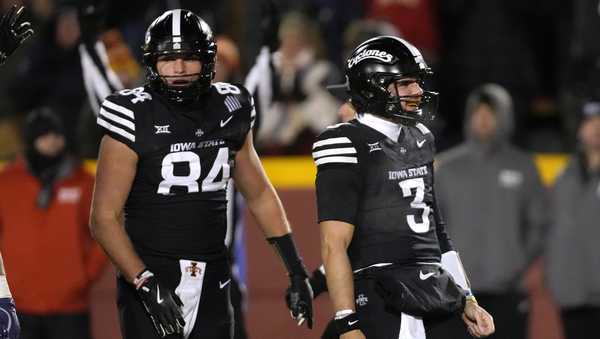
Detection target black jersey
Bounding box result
[97,82,255,260]
[313,119,453,271]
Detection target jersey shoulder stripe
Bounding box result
[313,124,361,167]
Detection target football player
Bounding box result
[313,36,495,339]
[0,4,33,339]
[89,9,312,339]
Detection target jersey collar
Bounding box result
[357,113,402,141]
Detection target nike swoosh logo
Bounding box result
[348,320,358,326]
[419,270,435,280]
[220,115,234,127]
[219,279,231,289]
[417,139,426,148]
[156,285,164,304]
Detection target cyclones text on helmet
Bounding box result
[345,35,438,124]
[142,9,216,104]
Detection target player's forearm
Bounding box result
[90,212,145,283]
[322,241,356,312]
[246,185,291,237]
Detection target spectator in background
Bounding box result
[214,35,241,84]
[0,108,107,339]
[365,0,439,64]
[7,4,87,150]
[545,100,600,339]
[257,11,341,154]
[433,84,548,339]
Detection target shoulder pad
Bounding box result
[312,124,360,168]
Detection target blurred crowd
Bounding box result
[0,1,599,339]
[0,0,599,158]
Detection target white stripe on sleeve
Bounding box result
[315,156,358,166]
[312,137,352,149]
[97,117,135,142]
[312,147,356,159]
[102,100,135,119]
[99,108,136,131]
[415,123,431,135]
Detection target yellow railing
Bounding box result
[2,154,568,189]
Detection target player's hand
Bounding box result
[0,5,34,64]
[308,266,328,299]
[0,298,20,339]
[76,0,107,43]
[285,274,314,329]
[134,270,185,338]
[340,329,366,339]
[462,299,495,337]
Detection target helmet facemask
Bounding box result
[379,74,438,125]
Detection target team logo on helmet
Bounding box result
[347,49,394,68]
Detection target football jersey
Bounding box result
[97,82,255,260]
[313,118,453,271]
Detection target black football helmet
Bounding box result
[142,9,216,104]
[345,36,438,124]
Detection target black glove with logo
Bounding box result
[134,269,185,337]
[286,273,314,329]
[268,233,314,329]
[0,5,34,65]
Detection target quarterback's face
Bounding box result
[579,115,600,151]
[387,78,423,112]
[156,56,202,86]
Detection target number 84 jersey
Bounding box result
[96,82,255,260]
[313,119,451,272]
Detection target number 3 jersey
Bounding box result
[96,83,255,261]
[313,117,454,271]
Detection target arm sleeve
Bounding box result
[432,175,454,253]
[313,129,362,224]
[79,41,124,115]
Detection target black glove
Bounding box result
[134,270,185,338]
[0,5,34,65]
[76,0,107,44]
[259,0,280,50]
[286,274,314,329]
[309,266,328,299]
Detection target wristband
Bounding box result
[333,311,360,335]
[133,269,154,290]
[334,309,354,319]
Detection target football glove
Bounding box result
[309,266,328,299]
[134,270,185,338]
[76,0,107,44]
[286,274,314,329]
[0,298,19,339]
[0,5,33,65]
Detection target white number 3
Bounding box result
[399,178,431,233]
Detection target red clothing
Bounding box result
[0,158,107,314]
[366,0,440,58]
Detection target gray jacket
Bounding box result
[545,157,600,307]
[435,84,548,293]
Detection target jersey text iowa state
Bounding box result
[170,140,226,152]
